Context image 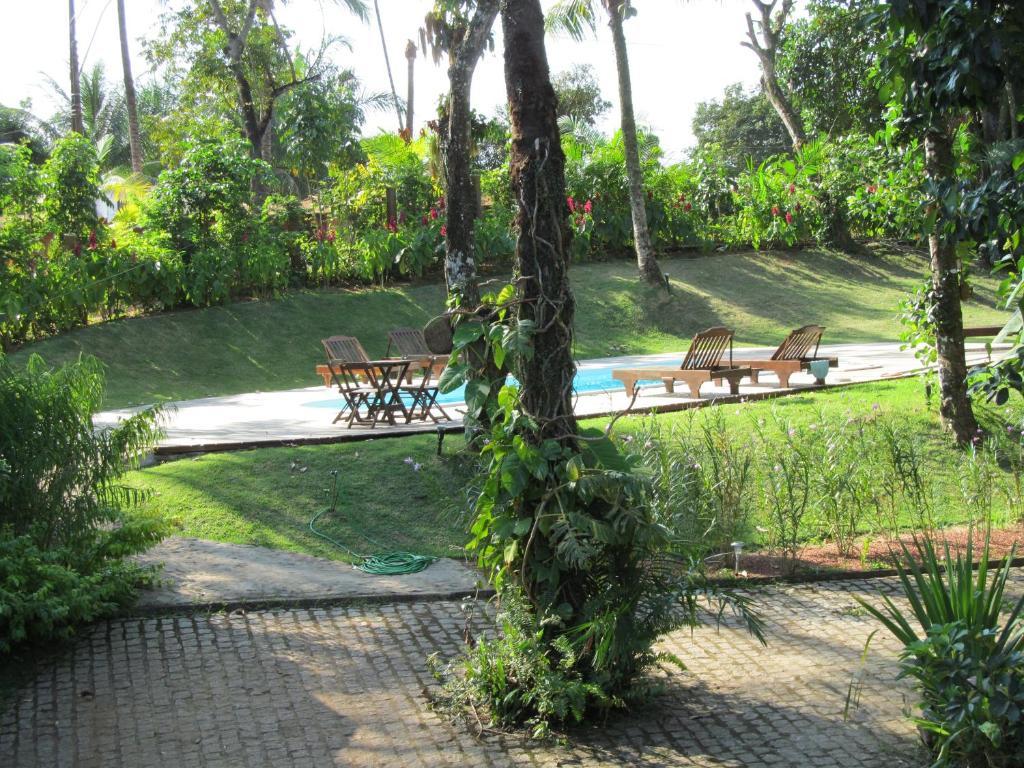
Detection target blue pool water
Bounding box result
[304,363,672,410]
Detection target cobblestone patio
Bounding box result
[4,570,1021,767]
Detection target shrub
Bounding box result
[856,532,1024,767]
[0,353,166,652]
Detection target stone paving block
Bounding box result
[2,569,1021,766]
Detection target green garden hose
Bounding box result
[308,472,438,576]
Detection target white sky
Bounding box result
[0,0,773,161]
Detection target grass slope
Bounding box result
[125,378,1021,564]
[12,247,1005,408]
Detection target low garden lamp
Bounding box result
[731,541,744,572]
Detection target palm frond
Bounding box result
[545,0,597,41]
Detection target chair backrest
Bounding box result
[680,326,734,370]
[771,325,824,361]
[387,327,431,358]
[322,335,371,364]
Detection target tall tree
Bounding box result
[404,39,417,137]
[548,0,663,285]
[68,0,84,134]
[117,0,144,173]
[503,0,577,440]
[150,1,366,168]
[423,1,500,440]
[877,0,1024,442]
[553,63,611,126]
[741,0,803,150]
[372,0,404,132]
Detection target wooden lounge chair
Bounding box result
[743,325,838,388]
[612,326,753,399]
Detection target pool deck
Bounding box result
[95,341,1004,454]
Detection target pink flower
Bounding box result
[429,208,439,220]
[785,212,793,225]
[788,183,796,194]
[386,218,398,233]
[326,230,336,243]
[440,224,447,237]
[421,215,429,226]
[771,206,780,217]
[438,196,446,211]
[583,199,593,214]
[567,196,576,212]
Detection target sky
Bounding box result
[0,0,775,161]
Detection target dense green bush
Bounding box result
[0,353,166,652]
[0,126,926,348]
[857,533,1024,767]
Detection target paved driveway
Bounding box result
[5,570,1021,767]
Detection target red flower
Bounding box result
[794,202,802,213]
[583,199,593,214]
[326,230,336,243]
[440,224,447,237]
[386,218,398,233]
[438,196,446,210]
[684,202,692,212]
[771,206,780,217]
[422,215,429,226]
[678,193,686,202]
[866,184,877,194]
[567,196,576,212]
[429,208,439,220]
[785,212,794,225]
[788,183,796,195]
[87,231,98,251]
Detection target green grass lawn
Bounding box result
[125,377,1023,564]
[10,247,1007,408]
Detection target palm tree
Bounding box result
[117,0,144,173]
[69,0,84,134]
[547,0,663,285]
[372,0,404,132]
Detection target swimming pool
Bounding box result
[302,362,675,409]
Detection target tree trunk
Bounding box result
[445,0,500,442]
[606,1,662,285]
[373,0,404,132]
[761,71,804,150]
[1008,82,1019,141]
[924,126,978,444]
[117,0,144,173]
[69,0,84,134]
[404,40,416,137]
[502,0,577,444]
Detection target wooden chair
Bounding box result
[744,325,838,388]
[612,326,754,399]
[385,327,448,380]
[321,336,410,427]
[386,328,451,423]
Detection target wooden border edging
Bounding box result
[152,371,927,457]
